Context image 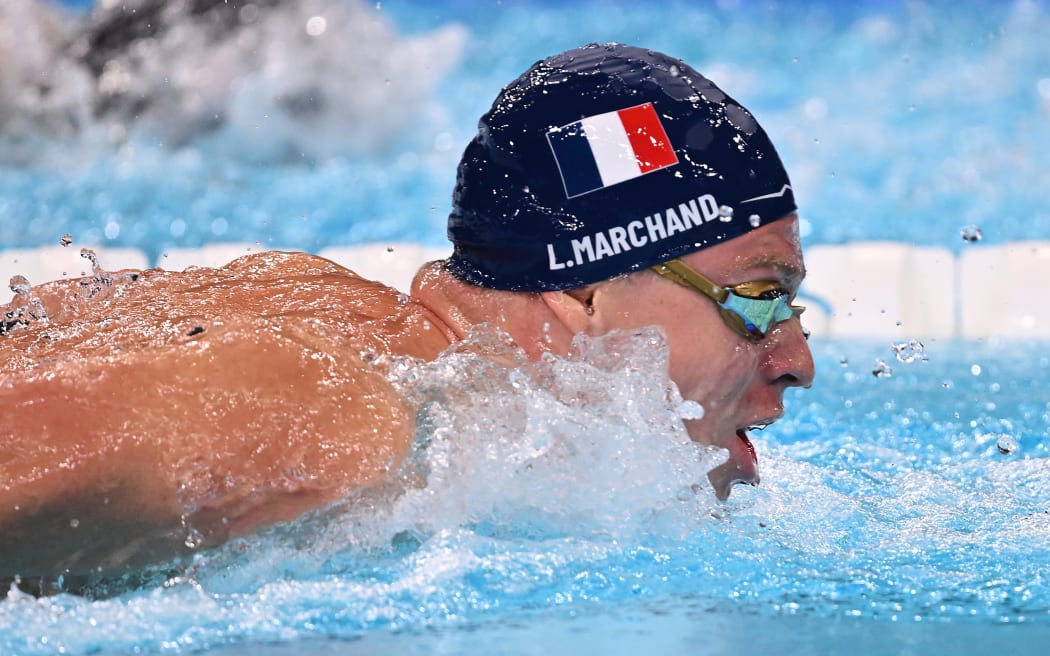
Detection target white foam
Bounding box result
[0,0,468,164]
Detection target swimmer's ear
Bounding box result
[539,286,597,334]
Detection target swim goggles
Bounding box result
[651,259,805,341]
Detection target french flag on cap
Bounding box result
[547,102,679,199]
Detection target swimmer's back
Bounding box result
[0,251,453,578]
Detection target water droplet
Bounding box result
[59,233,73,247]
[386,245,395,253]
[839,357,849,367]
[69,518,80,528]
[971,364,982,376]
[891,339,928,363]
[996,434,1018,455]
[80,248,99,269]
[397,292,409,306]
[872,360,893,378]
[748,214,761,228]
[960,225,983,243]
[8,275,30,296]
[718,205,734,222]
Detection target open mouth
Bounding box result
[707,427,762,500]
[737,428,758,464]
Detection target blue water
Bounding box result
[1,1,1049,654]
[2,0,1049,258]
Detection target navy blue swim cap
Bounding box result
[446,43,796,291]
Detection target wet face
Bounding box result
[587,215,815,499]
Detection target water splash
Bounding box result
[8,275,29,297]
[75,247,138,302]
[1,274,49,334]
[0,0,467,165]
[891,339,928,363]
[361,325,724,548]
[871,359,893,377]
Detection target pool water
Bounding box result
[1,0,1049,654]
[2,0,1049,258]
[2,335,1047,654]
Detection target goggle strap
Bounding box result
[651,260,728,304]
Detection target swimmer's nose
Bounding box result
[765,318,815,389]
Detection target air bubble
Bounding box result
[748,214,761,228]
[960,225,982,243]
[718,205,734,222]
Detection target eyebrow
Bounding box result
[734,253,807,287]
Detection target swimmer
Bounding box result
[0,44,814,582]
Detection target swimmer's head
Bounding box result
[446,43,796,291]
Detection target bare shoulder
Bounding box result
[0,314,415,577]
[0,249,448,578]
